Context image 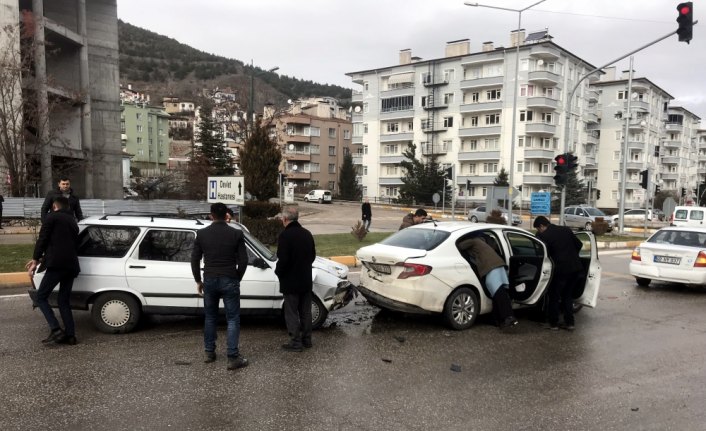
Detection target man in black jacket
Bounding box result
[276,206,316,352]
[361,198,372,232]
[533,216,584,331]
[0,193,4,229]
[191,202,249,370]
[41,178,83,224]
[26,196,80,345]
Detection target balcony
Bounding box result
[626,161,643,170]
[352,135,363,145]
[421,143,450,155]
[584,156,596,166]
[527,70,559,85]
[458,150,500,161]
[526,96,559,110]
[627,141,645,150]
[352,90,363,102]
[380,108,414,120]
[661,173,679,180]
[460,75,504,89]
[625,182,641,190]
[285,147,311,162]
[524,149,554,159]
[665,123,683,133]
[628,120,646,131]
[698,168,706,175]
[380,155,406,164]
[461,51,504,66]
[422,76,449,87]
[524,122,556,135]
[662,140,681,149]
[423,99,448,110]
[585,112,599,124]
[630,100,650,112]
[352,155,363,165]
[661,156,680,165]
[282,116,311,125]
[286,171,311,180]
[352,113,363,123]
[529,45,561,59]
[460,100,502,113]
[586,89,599,102]
[380,177,404,185]
[285,134,311,143]
[522,175,554,185]
[421,122,446,133]
[586,131,599,145]
[380,132,414,143]
[632,81,650,92]
[459,126,502,137]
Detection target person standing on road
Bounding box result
[533,216,583,331]
[40,177,83,224]
[458,236,518,329]
[0,193,4,229]
[191,202,249,370]
[361,198,372,232]
[25,196,80,345]
[276,206,316,352]
[399,208,428,230]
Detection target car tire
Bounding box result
[91,292,142,334]
[311,297,329,330]
[443,287,479,330]
[584,222,593,231]
[635,277,651,287]
[470,216,478,223]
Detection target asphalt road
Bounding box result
[1,251,705,430]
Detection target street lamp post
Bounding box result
[248,60,279,127]
[465,0,547,215]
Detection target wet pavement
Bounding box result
[1,252,706,430]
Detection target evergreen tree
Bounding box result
[399,142,451,205]
[494,168,509,186]
[195,103,233,176]
[338,152,361,200]
[238,120,281,201]
[551,166,586,210]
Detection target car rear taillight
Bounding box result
[631,248,642,261]
[396,263,432,279]
[694,251,706,267]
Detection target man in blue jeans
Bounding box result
[191,202,249,370]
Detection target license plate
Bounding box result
[654,255,681,265]
[367,263,391,274]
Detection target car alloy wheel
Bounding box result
[443,287,479,330]
[470,216,478,222]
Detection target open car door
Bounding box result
[573,231,601,308]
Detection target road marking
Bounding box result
[0,293,29,299]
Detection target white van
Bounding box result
[304,189,333,204]
[670,206,706,227]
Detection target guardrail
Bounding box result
[1,198,213,219]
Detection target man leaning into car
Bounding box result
[399,208,428,230]
[191,202,249,370]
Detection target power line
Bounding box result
[529,8,672,24]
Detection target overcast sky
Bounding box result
[118,0,705,120]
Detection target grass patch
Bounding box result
[314,232,392,257]
[0,244,33,273]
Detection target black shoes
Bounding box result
[500,316,519,330]
[560,324,576,332]
[204,351,217,363]
[281,342,303,352]
[303,341,313,349]
[56,335,77,345]
[42,328,64,344]
[227,355,249,370]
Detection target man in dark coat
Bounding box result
[533,216,584,331]
[361,198,372,232]
[41,177,83,224]
[275,206,316,352]
[0,193,4,229]
[399,208,427,230]
[26,196,80,345]
[191,202,249,370]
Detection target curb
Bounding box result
[0,272,30,289]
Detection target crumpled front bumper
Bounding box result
[329,280,357,311]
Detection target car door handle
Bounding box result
[129,265,146,269]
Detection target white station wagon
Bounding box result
[30,214,355,333]
[356,221,601,330]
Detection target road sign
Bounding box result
[284,185,295,204]
[432,193,440,204]
[207,176,245,206]
[530,192,551,215]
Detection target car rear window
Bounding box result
[380,228,450,251]
[324,192,332,196]
[584,208,605,216]
[648,230,706,247]
[674,209,688,219]
[78,226,141,258]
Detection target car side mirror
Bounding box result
[251,257,269,269]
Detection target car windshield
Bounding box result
[585,208,605,216]
[380,228,451,251]
[647,230,706,247]
[241,229,277,261]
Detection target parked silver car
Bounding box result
[467,206,522,226]
[563,206,613,232]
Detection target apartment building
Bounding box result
[270,98,353,194]
[0,0,121,198]
[120,102,170,174]
[346,31,600,206]
[698,129,706,198]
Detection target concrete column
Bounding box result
[78,0,93,197]
[32,0,52,196]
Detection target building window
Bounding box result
[471,92,479,103]
[485,114,500,125]
[519,110,533,122]
[363,103,369,113]
[612,171,620,180]
[136,137,143,145]
[520,85,535,97]
[443,69,455,82]
[310,145,320,155]
[486,89,501,100]
[120,121,125,132]
[136,125,143,132]
[518,136,524,147]
[483,163,498,173]
[470,116,478,127]
[363,145,368,155]
[329,146,336,156]
[310,163,320,173]
[328,181,336,191]
[443,117,454,128]
[328,164,336,174]
[517,161,523,172]
[484,138,498,149]
[539,163,549,173]
[617,91,627,100]
[468,163,476,174]
[329,128,337,138]
[364,124,368,134]
[138,149,144,156]
[481,187,487,197]
[381,96,414,112]
[465,139,478,151]
[384,144,399,154]
[444,93,454,104]
[363,166,368,175]
[386,123,399,133]
[364,81,369,91]
[343,129,351,139]
[136,113,142,120]
[421,96,427,108]
[385,165,398,175]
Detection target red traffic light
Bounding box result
[556,156,566,165]
[680,5,691,15]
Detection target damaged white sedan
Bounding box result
[30,215,355,333]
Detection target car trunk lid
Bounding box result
[636,243,703,268]
[357,244,427,276]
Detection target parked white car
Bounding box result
[304,189,332,204]
[467,206,522,226]
[563,206,613,232]
[630,226,706,287]
[30,215,355,333]
[612,209,659,229]
[355,221,600,330]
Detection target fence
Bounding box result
[2,198,213,219]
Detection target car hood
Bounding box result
[356,244,427,265]
[313,256,349,279]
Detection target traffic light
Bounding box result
[553,153,568,186]
[681,187,686,197]
[444,166,453,178]
[596,189,601,200]
[466,179,471,189]
[655,184,661,194]
[639,170,648,189]
[566,153,579,171]
[677,2,694,44]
